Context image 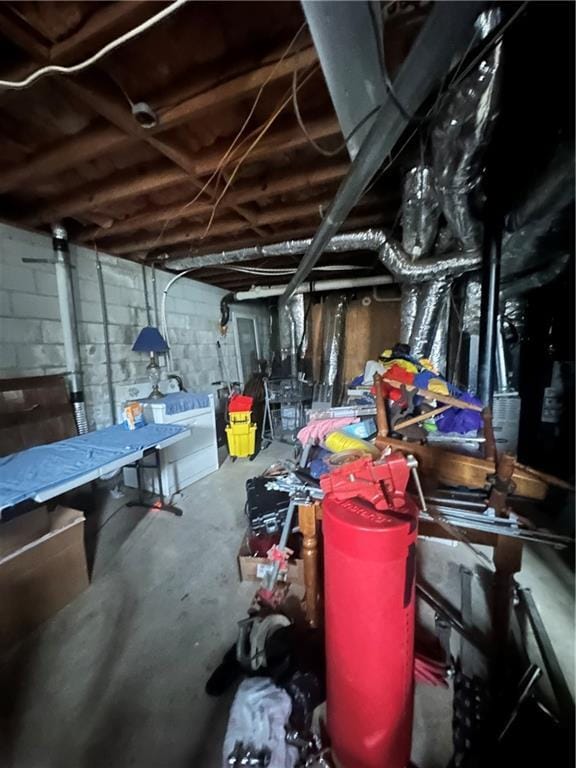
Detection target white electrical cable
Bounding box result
[0,0,189,90]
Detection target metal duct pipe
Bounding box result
[281,1,482,302]
[378,237,481,281]
[52,224,88,434]
[234,273,395,301]
[399,284,420,344]
[431,7,503,252]
[408,278,451,360]
[402,165,440,258]
[321,294,347,402]
[168,229,481,284]
[279,295,306,378]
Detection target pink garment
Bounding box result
[297,417,359,445]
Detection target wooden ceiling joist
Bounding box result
[0,0,425,289]
[111,196,341,255]
[78,160,350,243]
[61,72,267,237]
[114,195,384,257]
[22,115,341,226]
[0,44,317,194]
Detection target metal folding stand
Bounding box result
[125,447,183,517]
[260,378,275,449]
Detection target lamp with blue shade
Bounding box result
[132,326,169,399]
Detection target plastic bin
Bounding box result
[226,422,257,457]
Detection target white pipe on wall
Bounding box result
[234,274,397,301]
[52,224,82,393]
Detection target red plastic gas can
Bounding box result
[323,493,418,768]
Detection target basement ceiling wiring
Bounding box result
[0,0,189,90]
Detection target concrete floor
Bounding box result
[1,443,573,768]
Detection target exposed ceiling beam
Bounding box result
[0,7,51,61]
[114,196,385,257]
[0,44,318,194]
[109,196,341,255]
[22,115,341,225]
[50,2,163,66]
[60,72,266,237]
[77,160,350,242]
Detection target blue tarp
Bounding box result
[0,423,186,511]
[140,391,210,416]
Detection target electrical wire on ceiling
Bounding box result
[145,21,309,253]
[203,3,529,242]
[199,61,320,240]
[0,0,190,90]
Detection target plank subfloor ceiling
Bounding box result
[0,1,427,288]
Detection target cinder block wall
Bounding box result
[0,224,271,430]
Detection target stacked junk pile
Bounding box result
[206,8,574,767]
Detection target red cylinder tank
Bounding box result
[323,492,418,768]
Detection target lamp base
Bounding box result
[148,386,165,399]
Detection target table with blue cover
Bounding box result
[0,423,190,520]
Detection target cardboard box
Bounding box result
[0,505,89,651]
[237,537,304,586]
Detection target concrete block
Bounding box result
[109,324,137,345]
[0,317,42,344]
[34,270,58,296]
[11,292,60,320]
[101,262,141,289]
[78,322,104,344]
[17,344,65,369]
[110,344,134,364]
[0,290,11,315]
[76,300,102,324]
[102,283,144,307]
[0,263,36,293]
[80,344,107,366]
[0,343,17,368]
[41,320,64,344]
[77,278,101,303]
[107,304,135,326]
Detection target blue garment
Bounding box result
[140,391,210,415]
[0,423,186,511]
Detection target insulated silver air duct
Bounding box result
[320,295,347,404]
[279,295,307,378]
[402,165,440,259]
[408,278,451,361]
[431,7,503,252]
[399,284,420,344]
[169,229,482,282]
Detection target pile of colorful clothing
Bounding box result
[350,343,483,436]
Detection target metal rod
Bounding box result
[416,582,488,657]
[151,262,159,327]
[478,216,503,405]
[96,252,116,424]
[419,512,571,548]
[142,263,152,326]
[515,587,575,726]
